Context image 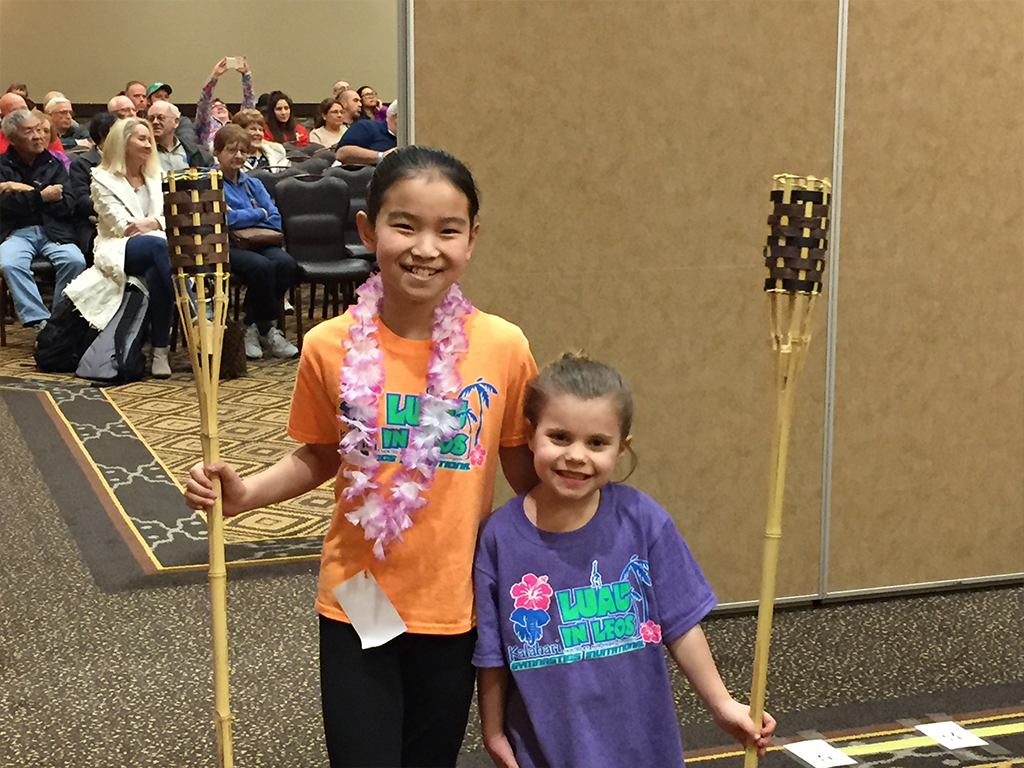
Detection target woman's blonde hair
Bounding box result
[100,117,161,180]
[231,108,265,130]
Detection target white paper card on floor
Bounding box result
[332,570,407,649]
[914,721,987,749]
[783,739,857,768]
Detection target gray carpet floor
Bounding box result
[0,393,1021,768]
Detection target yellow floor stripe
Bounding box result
[842,735,935,755]
[974,722,1024,738]
[685,716,1024,762]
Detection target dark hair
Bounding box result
[366,146,480,225]
[89,111,119,146]
[263,90,296,143]
[213,123,251,152]
[314,97,339,129]
[357,85,378,120]
[124,80,144,92]
[523,353,637,477]
[6,83,28,95]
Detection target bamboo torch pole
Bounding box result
[164,168,234,768]
[744,174,831,768]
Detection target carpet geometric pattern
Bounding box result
[0,321,331,586]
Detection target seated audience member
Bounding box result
[124,80,147,115]
[0,94,65,157]
[263,91,308,146]
[149,101,212,173]
[107,95,137,119]
[308,90,361,147]
[44,96,88,149]
[334,100,397,166]
[145,82,198,143]
[356,86,388,121]
[64,118,174,378]
[331,80,350,99]
[6,83,34,110]
[69,111,119,252]
[0,109,87,329]
[34,110,71,170]
[230,109,287,171]
[196,57,254,148]
[214,124,298,359]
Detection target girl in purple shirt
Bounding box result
[473,355,776,768]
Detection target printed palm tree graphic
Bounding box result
[458,378,497,445]
[620,555,652,624]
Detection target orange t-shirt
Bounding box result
[288,308,537,634]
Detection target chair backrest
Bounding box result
[292,156,332,176]
[325,165,374,244]
[274,175,351,265]
[249,166,305,201]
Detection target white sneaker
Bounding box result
[261,327,299,359]
[244,323,263,359]
[284,298,294,315]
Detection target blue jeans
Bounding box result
[123,235,173,347]
[0,225,86,325]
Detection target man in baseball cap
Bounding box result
[145,82,173,104]
[144,82,199,143]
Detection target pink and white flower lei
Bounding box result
[338,272,473,560]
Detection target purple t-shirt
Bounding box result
[473,483,717,768]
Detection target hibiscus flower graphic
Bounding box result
[639,620,662,644]
[469,444,487,466]
[510,573,553,611]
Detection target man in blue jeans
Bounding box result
[0,109,86,329]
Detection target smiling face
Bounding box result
[356,173,478,319]
[147,102,178,143]
[273,98,290,124]
[528,394,628,506]
[245,122,263,149]
[125,123,153,168]
[211,99,229,122]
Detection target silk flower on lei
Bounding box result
[337,273,473,560]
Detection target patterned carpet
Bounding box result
[0,318,328,587]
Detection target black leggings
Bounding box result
[319,615,477,768]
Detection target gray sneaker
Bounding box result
[261,327,299,359]
[243,323,263,359]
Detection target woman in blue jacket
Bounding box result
[214,123,298,359]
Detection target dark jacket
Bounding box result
[0,146,78,244]
[181,132,213,168]
[69,147,101,219]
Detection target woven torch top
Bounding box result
[764,173,832,295]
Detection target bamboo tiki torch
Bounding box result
[745,173,831,768]
[163,168,234,768]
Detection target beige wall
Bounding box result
[416,0,838,602]
[0,0,397,106]
[415,0,1024,602]
[829,0,1024,590]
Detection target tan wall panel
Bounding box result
[0,0,396,105]
[830,0,1024,589]
[415,1,837,602]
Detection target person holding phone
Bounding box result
[195,56,254,148]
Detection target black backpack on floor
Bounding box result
[33,299,100,373]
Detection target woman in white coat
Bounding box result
[64,117,174,377]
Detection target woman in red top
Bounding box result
[262,90,308,146]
